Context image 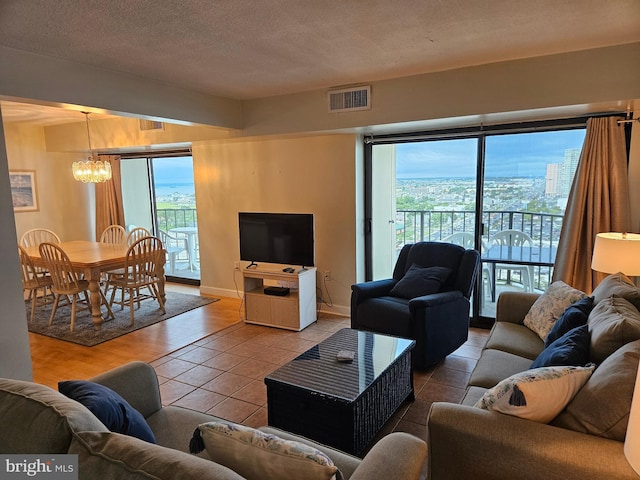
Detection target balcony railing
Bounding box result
[156,208,197,232]
[156,208,199,267]
[396,209,563,292]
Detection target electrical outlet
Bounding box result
[324,270,331,281]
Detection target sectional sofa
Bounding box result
[427,273,640,479]
[0,361,427,479]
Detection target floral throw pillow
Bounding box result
[190,420,341,480]
[523,281,586,341]
[474,364,595,423]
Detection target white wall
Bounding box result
[192,134,358,315]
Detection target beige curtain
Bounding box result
[95,155,125,240]
[552,117,630,293]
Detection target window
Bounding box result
[366,120,587,322]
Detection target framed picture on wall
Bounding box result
[10,170,39,212]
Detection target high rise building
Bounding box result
[561,148,581,196]
[545,163,561,195]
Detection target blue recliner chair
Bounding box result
[351,242,480,369]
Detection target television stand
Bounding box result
[242,267,316,331]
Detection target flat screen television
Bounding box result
[238,212,315,267]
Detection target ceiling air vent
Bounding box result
[328,86,371,113]
[139,119,164,131]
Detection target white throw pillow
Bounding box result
[523,281,586,340]
[474,364,595,423]
[191,421,340,480]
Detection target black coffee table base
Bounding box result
[265,329,414,456]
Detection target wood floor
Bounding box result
[29,283,243,388]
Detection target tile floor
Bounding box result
[150,312,490,458]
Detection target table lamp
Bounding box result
[591,232,640,281]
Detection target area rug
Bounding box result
[27,292,219,347]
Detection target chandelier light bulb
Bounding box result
[71,112,112,183]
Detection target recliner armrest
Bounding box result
[351,278,396,301]
[89,361,162,419]
[408,290,462,310]
[351,279,398,329]
[427,402,637,480]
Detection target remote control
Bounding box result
[336,350,355,363]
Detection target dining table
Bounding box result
[25,240,166,330]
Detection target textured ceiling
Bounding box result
[1,0,639,124]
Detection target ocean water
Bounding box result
[155,183,195,196]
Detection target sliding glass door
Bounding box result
[367,120,586,323]
[121,153,200,283]
[481,129,585,317]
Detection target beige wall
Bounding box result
[0,113,34,380]
[6,123,94,243]
[192,134,358,315]
[630,122,640,232]
[0,46,242,128]
[242,43,640,137]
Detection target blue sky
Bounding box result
[152,156,194,184]
[393,129,586,179]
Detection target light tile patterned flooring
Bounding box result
[150,312,490,450]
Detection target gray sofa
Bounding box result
[428,287,640,480]
[0,361,427,479]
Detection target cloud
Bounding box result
[392,129,585,178]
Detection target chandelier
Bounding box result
[71,112,112,183]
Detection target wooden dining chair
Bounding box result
[39,242,113,331]
[100,225,127,245]
[19,228,61,248]
[109,236,166,326]
[127,227,151,246]
[18,245,54,323]
[20,228,61,277]
[100,224,128,296]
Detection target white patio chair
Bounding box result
[489,229,535,293]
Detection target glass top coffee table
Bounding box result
[264,328,415,456]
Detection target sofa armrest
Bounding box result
[495,291,540,325]
[258,429,426,480]
[258,426,362,479]
[427,402,638,480]
[350,432,426,480]
[89,361,162,418]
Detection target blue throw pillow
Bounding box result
[389,264,452,299]
[544,296,594,347]
[531,325,590,369]
[58,380,156,443]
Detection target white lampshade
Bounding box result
[626,365,640,474]
[591,232,640,276]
